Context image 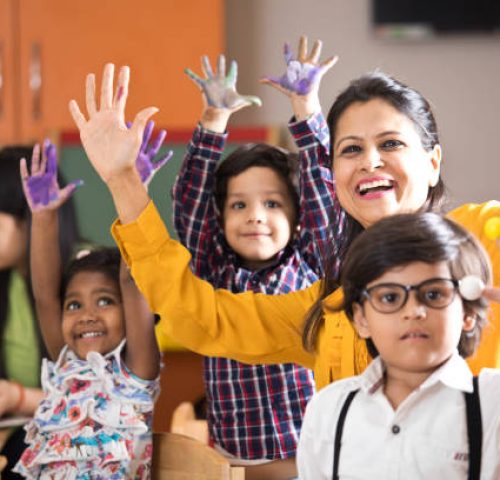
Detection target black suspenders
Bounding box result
[332,389,359,480]
[464,376,483,480]
[332,377,482,480]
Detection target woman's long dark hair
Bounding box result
[0,146,81,381]
[303,72,448,351]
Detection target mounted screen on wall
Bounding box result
[373,0,500,39]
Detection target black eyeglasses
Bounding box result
[360,277,460,314]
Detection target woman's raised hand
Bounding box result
[20,140,83,212]
[69,63,158,184]
[261,36,338,118]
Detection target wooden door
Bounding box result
[6,0,224,143]
[0,0,17,144]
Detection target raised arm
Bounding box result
[120,259,160,380]
[21,141,82,359]
[263,37,344,270]
[173,56,260,273]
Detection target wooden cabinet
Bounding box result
[0,0,224,144]
[0,0,17,142]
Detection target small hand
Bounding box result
[185,55,262,112]
[20,140,83,212]
[261,35,338,97]
[68,63,158,183]
[483,286,500,303]
[126,120,173,186]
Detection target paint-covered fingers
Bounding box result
[201,55,214,79]
[263,36,338,97]
[140,120,155,152]
[231,94,262,110]
[283,42,293,65]
[135,126,172,186]
[43,140,58,177]
[58,180,84,204]
[227,60,237,85]
[147,128,167,157]
[155,150,173,170]
[114,66,130,114]
[185,68,206,89]
[216,54,226,79]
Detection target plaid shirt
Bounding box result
[172,112,346,460]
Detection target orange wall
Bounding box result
[2,0,224,143]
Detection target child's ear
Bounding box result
[463,314,477,333]
[352,303,371,339]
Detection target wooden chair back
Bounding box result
[170,401,209,444]
[153,432,244,480]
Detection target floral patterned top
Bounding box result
[14,340,159,479]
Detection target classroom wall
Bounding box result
[225,0,500,207]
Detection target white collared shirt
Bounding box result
[297,352,500,479]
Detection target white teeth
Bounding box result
[359,179,392,192]
[80,332,104,339]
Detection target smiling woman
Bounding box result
[332,98,441,228]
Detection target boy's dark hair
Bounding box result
[60,248,121,303]
[214,143,300,224]
[339,212,491,359]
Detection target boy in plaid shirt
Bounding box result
[172,37,346,474]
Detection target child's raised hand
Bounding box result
[261,36,338,118]
[186,55,262,115]
[126,120,173,187]
[69,63,158,184]
[20,140,83,212]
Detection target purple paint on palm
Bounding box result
[130,120,173,184]
[26,141,83,208]
[26,142,60,206]
[266,42,322,96]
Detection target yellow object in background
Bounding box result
[484,217,500,241]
